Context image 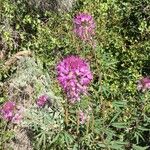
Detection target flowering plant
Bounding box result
[1,101,23,124]
[137,77,150,92]
[57,55,93,103]
[73,12,95,41]
[36,95,49,107]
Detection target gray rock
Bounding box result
[8,128,33,150]
[56,0,77,12]
[2,53,63,109]
[2,53,64,150]
[13,0,76,12]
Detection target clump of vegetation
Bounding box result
[0,0,150,149]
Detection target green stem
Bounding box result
[65,101,69,127]
[91,43,104,114]
[76,110,79,135]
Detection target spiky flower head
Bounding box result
[79,110,87,124]
[12,107,24,124]
[36,95,49,108]
[137,77,150,92]
[57,55,93,103]
[1,101,15,121]
[73,12,95,41]
[1,101,23,124]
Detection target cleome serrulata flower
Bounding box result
[79,110,88,124]
[36,95,49,108]
[73,12,95,41]
[137,77,150,92]
[57,55,93,103]
[1,101,23,124]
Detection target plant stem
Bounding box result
[65,101,69,127]
[91,43,104,115]
[76,110,79,135]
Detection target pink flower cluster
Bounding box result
[73,13,95,41]
[1,101,23,124]
[79,110,87,124]
[137,77,150,92]
[36,95,49,107]
[57,56,93,103]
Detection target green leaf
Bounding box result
[112,122,128,129]
[50,133,60,145]
[138,126,150,131]
[109,110,122,124]
[73,144,78,150]
[112,101,127,108]
[133,144,149,150]
[109,141,128,150]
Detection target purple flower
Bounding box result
[12,106,24,124]
[1,101,24,124]
[79,111,87,124]
[137,77,150,92]
[57,56,93,103]
[37,95,49,107]
[12,113,22,124]
[73,13,95,41]
[1,101,15,121]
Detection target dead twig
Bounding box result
[4,51,32,67]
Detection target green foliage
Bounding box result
[22,105,64,149]
[0,0,150,149]
[0,121,14,149]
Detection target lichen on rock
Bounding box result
[2,53,64,150]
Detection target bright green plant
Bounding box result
[0,0,150,149]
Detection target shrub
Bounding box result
[0,0,150,149]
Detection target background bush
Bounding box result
[0,0,150,149]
